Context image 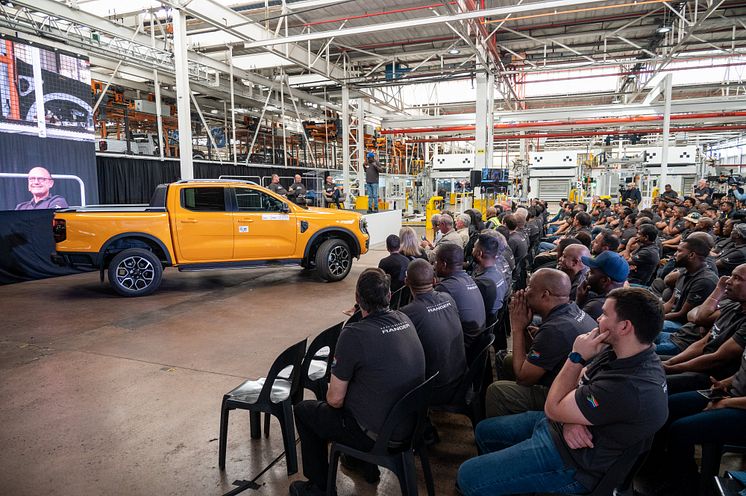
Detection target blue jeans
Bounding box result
[457,412,587,496]
[662,320,683,333]
[655,331,682,356]
[365,182,379,211]
[539,241,556,252]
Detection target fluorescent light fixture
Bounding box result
[448,48,461,55]
[210,109,219,114]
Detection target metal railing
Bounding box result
[0,172,87,206]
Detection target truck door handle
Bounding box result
[180,219,198,224]
[238,218,254,223]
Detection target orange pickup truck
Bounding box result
[52,180,369,296]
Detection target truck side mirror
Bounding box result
[281,202,290,213]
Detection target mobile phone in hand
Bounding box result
[697,389,730,401]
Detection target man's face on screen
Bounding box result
[27,167,53,199]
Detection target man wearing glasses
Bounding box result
[15,166,68,210]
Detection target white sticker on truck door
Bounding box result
[238,226,249,233]
[261,214,290,221]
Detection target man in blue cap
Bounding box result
[364,151,382,213]
[576,251,630,321]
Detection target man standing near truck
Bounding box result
[364,151,382,213]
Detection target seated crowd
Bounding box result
[290,183,746,496]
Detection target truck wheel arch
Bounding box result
[303,228,360,267]
[99,233,172,268]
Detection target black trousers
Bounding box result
[294,400,374,490]
[666,371,712,395]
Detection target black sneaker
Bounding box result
[289,480,325,496]
[340,454,381,483]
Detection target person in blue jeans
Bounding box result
[653,357,746,494]
[458,288,669,496]
[363,151,382,213]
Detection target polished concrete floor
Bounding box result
[0,245,474,496]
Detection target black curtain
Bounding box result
[97,156,328,204]
[0,210,85,284]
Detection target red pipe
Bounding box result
[382,111,746,135]
[407,124,746,143]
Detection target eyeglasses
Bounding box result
[28,176,52,182]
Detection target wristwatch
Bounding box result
[568,351,587,366]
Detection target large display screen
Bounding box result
[481,168,509,183]
[0,37,97,210]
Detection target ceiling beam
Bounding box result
[242,0,613,49]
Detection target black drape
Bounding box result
[96,156,327,204]
[0,210,85,284]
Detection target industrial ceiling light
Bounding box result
[210,109,219,114]
[656,24,672,34]
[448,48,460,55]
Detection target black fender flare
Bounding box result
[98,232,173,267]
[303,227,361,261]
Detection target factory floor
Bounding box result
[0,245,473,496]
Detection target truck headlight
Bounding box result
[360,217,368,235]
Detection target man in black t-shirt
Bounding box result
[287,174,307,204]
[693,178,713,203]
[458,288,668,495]
[401,259,466,405]
[626,224,660,285]
[559,243,590,301]
[291,269,425,496]
[434,243,486,351]
[484,268,596,417]
[322,175,342,209]
[661,184,678,200]
[471,232,508,318]
[268,174,288,196]
[716,223,746,276]
[576,251,628,321]
[662,264,746,393]
[378,234,410,305]
[662,237,718,332]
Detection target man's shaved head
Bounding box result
[405,259,435,294]
[530,268,571,297]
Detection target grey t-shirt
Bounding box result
[527,302,597,387]
[332,310,425,438]
[473,265,508,315]
[435,270,486,342]
[401,291,466,405]
[550,347,668,490]
[364,160,381,183]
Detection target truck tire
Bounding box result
[108,248,163,296]
[315,238,352,282]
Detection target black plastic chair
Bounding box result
[326,373,439,496]
[218,338,307,475]
[431,333,495,429]
[700,443,746,495]
[297,322,344,402]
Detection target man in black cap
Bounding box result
[576,251,629,321]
